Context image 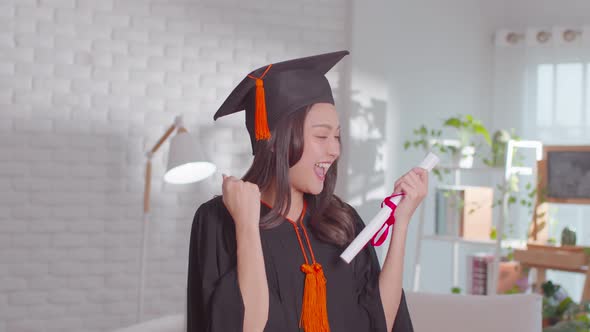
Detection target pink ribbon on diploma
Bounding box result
[370,193,405,246]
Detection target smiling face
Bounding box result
[289,103,341,196]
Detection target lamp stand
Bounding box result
[137,119,182,323]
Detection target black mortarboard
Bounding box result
[213,50,349,154]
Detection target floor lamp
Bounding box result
[138,115,216,322]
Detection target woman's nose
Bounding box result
[328,138,340,158]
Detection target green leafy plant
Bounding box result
[403,125,441,152]
[493,176,543,238]
[540,281,590,331]
[404,114,492,180]
[542,280,561,298]
[489,225,509,241]
[489,226,497,240]
[404,115,492,154]
[504,285,522,294]
[404,125,447,181]
[483,129,520,167]
[451,287,462,294]
[542,299,590,331]
[492,163,549,240]
[443,114,491,147]
[505,247,514,261]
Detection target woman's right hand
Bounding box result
[221,174,261,229]
[222,175,268,331]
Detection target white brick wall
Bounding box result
[1,0,350,331]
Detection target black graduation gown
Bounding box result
[187,196,414,332]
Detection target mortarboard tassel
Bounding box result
[253,78,271,140]
[248,64,273,141]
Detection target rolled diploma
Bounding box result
[340,152,440,264]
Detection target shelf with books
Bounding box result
[412,139,544,295]
[434,165,534,176]
[466,253,524,295]
[422,235,527,249]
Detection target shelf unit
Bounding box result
[412,140,543,295]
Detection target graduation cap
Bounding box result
[213,50,349,154]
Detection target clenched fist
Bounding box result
[222,174,261,229]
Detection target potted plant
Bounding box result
[442,114,492,168]
[541,280,590,331]
[561,227,577,246]
[483,129,520,167]
[404,114,492,172]
[542,281,572,327]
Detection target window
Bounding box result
[534,63,589,139]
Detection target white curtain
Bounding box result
[492,26,590,299]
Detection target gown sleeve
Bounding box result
[350,207,414,332]
[187,197,245,332]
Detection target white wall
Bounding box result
[498,0,590,28]
[350,0,500,291]
[0,1,349,331]
[350,0,590,293]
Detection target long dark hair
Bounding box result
[242,106,356,247]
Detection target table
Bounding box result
[514,244,590,302]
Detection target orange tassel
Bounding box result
[253,78,271,141]
[300,263,330,332]
[248,64,272,141]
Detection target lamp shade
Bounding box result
[164,130,216,184]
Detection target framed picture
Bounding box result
[434,185,493,240]
[541,146,590,204]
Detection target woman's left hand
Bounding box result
[392,167,429,227]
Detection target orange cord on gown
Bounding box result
[261,200,330,332]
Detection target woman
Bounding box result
[187,51,427,332]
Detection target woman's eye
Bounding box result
[316,136,328,139]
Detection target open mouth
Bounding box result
[314,162,331,181]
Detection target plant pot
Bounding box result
[451,146,475,168]
[542,317,560,327]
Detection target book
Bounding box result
[466,253,522,295]
[466,253,494,295]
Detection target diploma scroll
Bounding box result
[340,152,440,264]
